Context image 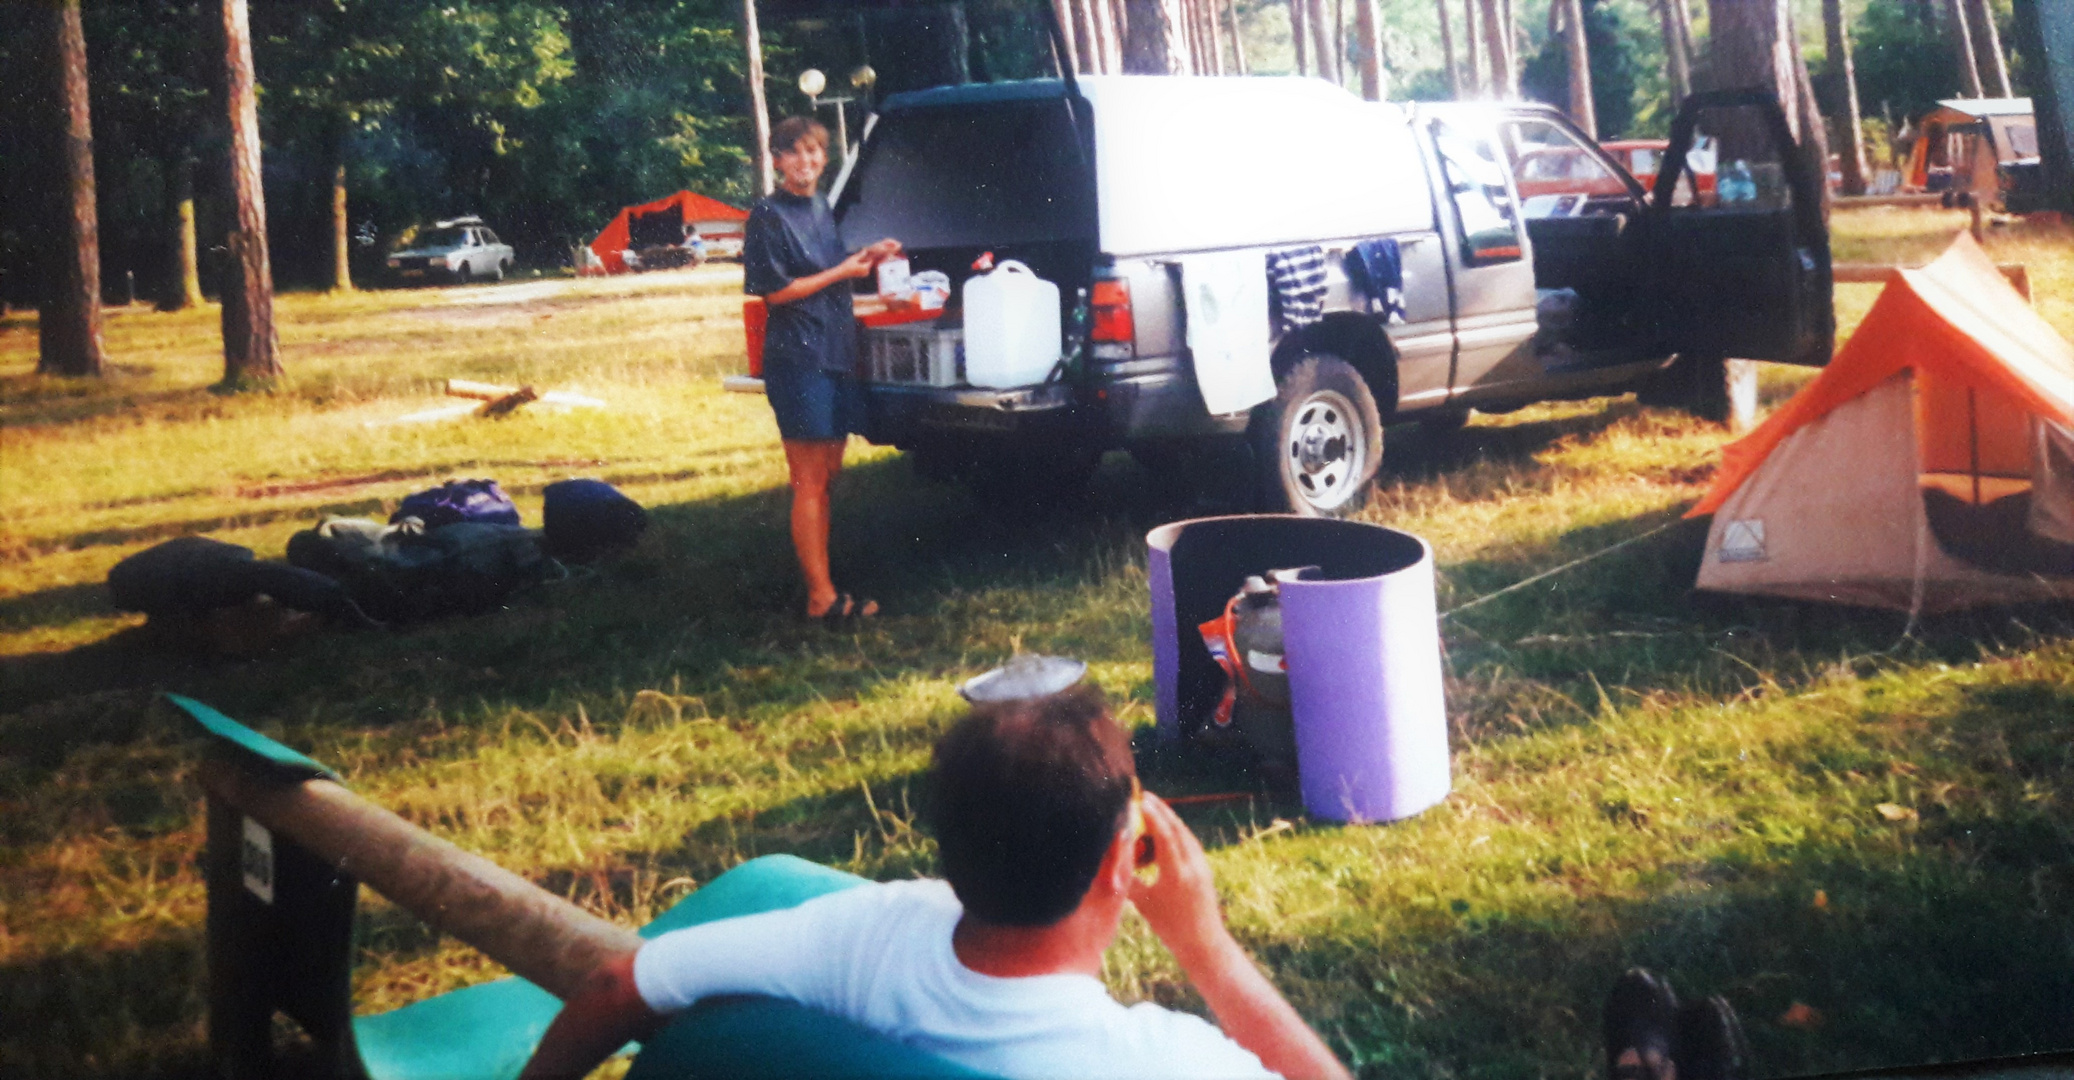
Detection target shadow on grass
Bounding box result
[0,929,212,1080]
[1385,399,1647,480]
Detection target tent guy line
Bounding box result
[1438,519,1685,622]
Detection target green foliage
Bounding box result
[1852,0,1957,126]
[1521,0,1642,138]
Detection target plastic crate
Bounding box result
[863,324,963,387]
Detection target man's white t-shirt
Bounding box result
[632,878,1279,1080]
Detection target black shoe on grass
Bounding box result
[1675,995,1750,1080]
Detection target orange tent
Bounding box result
[588,191,749,274]
[1688,232,2074,613]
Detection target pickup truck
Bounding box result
[814,77,1832,516]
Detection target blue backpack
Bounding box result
[391,479,520,529]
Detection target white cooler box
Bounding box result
[864,324,963,387]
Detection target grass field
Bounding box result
[3,208,2070,1079]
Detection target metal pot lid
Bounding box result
[957,654,1088,703]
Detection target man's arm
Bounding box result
[519,950,661,1080]
[1129,794,1354,1080]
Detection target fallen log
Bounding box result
[1833,261,2030,301]
[446,377,605,409]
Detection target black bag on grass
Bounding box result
[287,517,558,623]
[109,536,357,620]
[542,479,647,560]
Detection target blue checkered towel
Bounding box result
[1345,238,1406,324]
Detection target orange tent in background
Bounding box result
[1688,232,2074,614]
[587,191,749,274]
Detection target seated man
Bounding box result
[520,685,1351,1080]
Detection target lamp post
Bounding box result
[798,65,877,171]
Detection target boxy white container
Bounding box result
[961,261,1062,389]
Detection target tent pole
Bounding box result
[1968,387,1981,504]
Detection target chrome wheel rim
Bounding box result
[1285,389,1365,511]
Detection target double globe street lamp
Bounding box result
[797,64,877,171]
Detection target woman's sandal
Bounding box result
[807,593,879,625]
[1605,968,1681,1080]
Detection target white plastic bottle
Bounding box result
[962,260,1062,388]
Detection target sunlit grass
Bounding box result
[2,212,2070,1078]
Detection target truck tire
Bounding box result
[455,263,472,285]
[1249,355,1383,518]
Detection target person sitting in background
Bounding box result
[519,685,1352,1080]
[743,114,901,623]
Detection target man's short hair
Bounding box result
[771,116,829,156]
[926,685,1137,927]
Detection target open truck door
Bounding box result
[1646,88,1834,367]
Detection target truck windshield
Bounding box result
[836,98,1095,252]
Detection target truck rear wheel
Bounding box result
[1249,355,1383,518]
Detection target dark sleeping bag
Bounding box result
[287,517,558,623]
[108,536,357,620]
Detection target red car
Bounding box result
[1603,138,1718,201]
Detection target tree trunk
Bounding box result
[1308,0,1337,84]
[1291,0,1309,75]
[1500,0,1519,96]
[1707,0,1827,431]
[1823,0,1869,194]
[1123,0,1185,73]
[1226,0,1250,74]
[1788,6,1833,211]
[1356,0,1383,99]
[1437,0,1460,96]
[40,0,104,378]
[1050,0,1082,71]
[1944,0,1984,97]
[1674,0,1697,94]
[744,0,772,196]
[218,0,279,386]
[1657,0,1692,103]
[1194,0,1211,71]
[330,134,353,294]
[1964,0,2010,97]
[1479,0,1511,98]
[1333,0,1347,86]
[1207,0,1228,74]
[1071,0,1100,72]
[1561,0,1596,136]
[1462,0,1482,95]
[172,154,205,310]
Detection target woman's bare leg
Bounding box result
[782,439,845,615]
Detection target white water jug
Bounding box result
[962,260,1062,388]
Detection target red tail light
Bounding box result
[1090,279,1134,344]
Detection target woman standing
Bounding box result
[744,116,901,621]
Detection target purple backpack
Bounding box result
[391,479,521,529]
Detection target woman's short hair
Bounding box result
[771,116,830,156]
[926,685,1137,927]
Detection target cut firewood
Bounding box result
[445,378,605,408]
[477,385,539,417]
